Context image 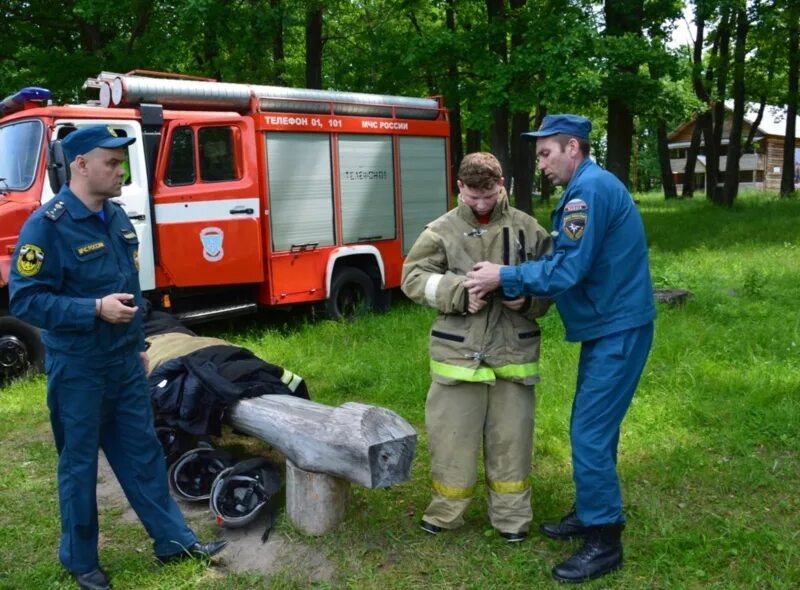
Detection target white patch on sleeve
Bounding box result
[424,274,444,307]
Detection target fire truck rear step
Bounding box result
[174,303,257,324]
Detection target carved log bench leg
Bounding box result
[286,459,351,535]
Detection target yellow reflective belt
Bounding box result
[493,362,539,379]
[430,359,496,382]
[432,479,474,499]
[430,360,538,382]
[487,477,531,494]
[280,369,303,392]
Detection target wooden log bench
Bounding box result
[225,395,417,535]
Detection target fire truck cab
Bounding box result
[0,72,451,380]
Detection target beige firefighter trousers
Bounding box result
[423,379,535,534]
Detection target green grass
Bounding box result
[1,192,799,589]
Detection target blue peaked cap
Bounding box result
[521,114,591,141]
[61,125,136,163]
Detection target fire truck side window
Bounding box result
[165,127,196,186]
[0,120,43,191]
[199,127,237,182]
[55,126,134,186]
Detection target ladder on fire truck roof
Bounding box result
[85,71,445,121]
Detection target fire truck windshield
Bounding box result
[0,119,43,191]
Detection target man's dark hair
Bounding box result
[554,134,590,157]
[457,152,503,189]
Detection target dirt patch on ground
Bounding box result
[96,453,335,582]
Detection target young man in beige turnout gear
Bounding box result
[401,152,552,541]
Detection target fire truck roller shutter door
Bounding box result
[325,267,377,320]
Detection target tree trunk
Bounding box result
[781,6,799,196]
[511,112,533,213]
[271,0,286,85]
[657,120,677,198]
[703,109,718,199]
[744,98,767,153]
[603,0,644,188]
[682,117,703,197]
[723,7,749,206]
[487,0,511,188]
[606,98,634,187]
[305,5,323,89]
[708,8,731,204]
[509,0,531,212]
[532,106,552,202]
[445,0,464,192]
[466,129,481,153]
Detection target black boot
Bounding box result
[552,523,624,583]
[540,508,591,540]
[157,539,228,564]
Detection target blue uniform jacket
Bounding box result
[500,159,655,342]
[9,187,146,362]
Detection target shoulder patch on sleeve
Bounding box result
[44,200,66,221]
[16,244,45,276]
[563,213,587,241]
[564,198,588,213]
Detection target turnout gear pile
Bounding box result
[402,190,551,535]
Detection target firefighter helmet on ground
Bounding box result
[167,443,235,502]
[209,457,282,528]
[155,425,193,467]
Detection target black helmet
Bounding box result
[209,457,281,528]
[168,443,235,502]
[155,426,193,467]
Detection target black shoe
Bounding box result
[420,520,443,535]
[540,509,591,540]
[499,531,527,543]
[552,523,624,583]
[72,568,111,590]
[157,539,229,564]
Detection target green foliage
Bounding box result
[1,192,799,588]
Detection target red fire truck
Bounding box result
[0,71,451,380]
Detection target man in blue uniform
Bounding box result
[464,114,655,583]
[9,126,227,590]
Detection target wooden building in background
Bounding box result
[668,103,800,194]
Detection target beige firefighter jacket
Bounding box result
[402,192,552,385]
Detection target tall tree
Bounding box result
[445,0,465,191]
[722,4,750,206]
[305,2,324,89]
[270,0,287,84]
[780,1,799,196]
[486,0,511,188]
[682,4,712,198]
[509,0,533,213]
[604,0,644,187]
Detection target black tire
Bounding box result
[0,315,44,382]
[325,267,377,320]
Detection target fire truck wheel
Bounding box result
[0,315,44,383]
[325,267,377,320]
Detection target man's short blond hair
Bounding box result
[457,152,503,189]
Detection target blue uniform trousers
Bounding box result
[46,349,196,574]
[571,323,654,526]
